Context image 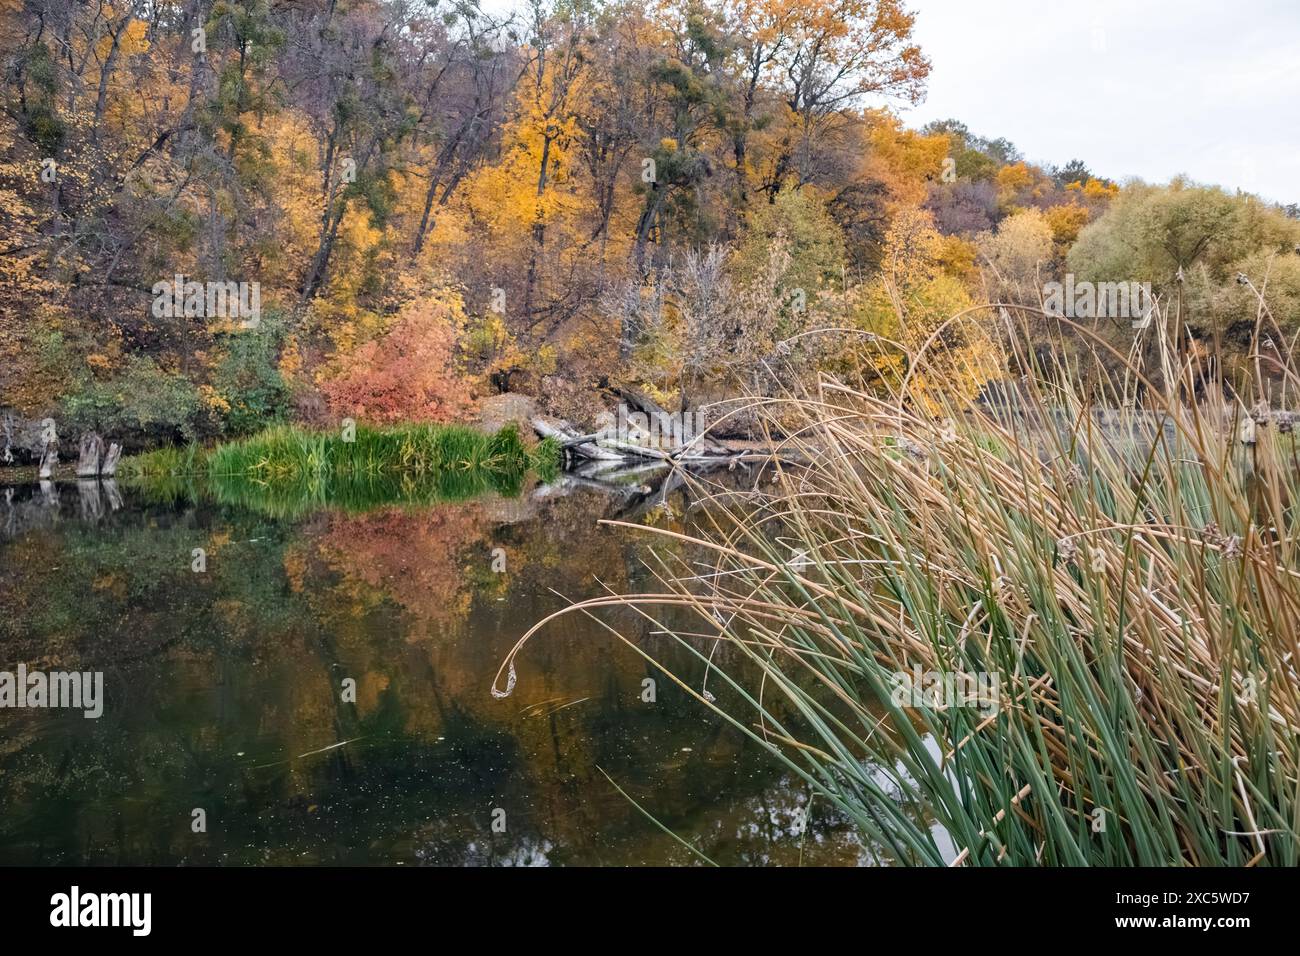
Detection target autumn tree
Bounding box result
[760,0,929,195]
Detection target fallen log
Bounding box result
[531,417,576,442]
[532,416,624,461]
[613,385,725,452]
[533,411,802,470]
[562,428,618,448]
[594,437,673,460]
[614,385,679,434]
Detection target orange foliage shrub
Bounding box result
[319,293,477,423]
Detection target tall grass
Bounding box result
[498,304,1300,866]
[120,422,559,517]
[122,422,558,481]
[118,442,209,478]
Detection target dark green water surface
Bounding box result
[0,474,870,865]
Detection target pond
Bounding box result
[0,471,875,865]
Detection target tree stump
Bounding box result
[101,442,123,477]
[38,442,58,479]
[77,432,104,477]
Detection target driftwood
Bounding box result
[614,386,729,455]
[594,437,672,460]
[532,408,797,475]
[614,386,686,442]
[533,417,624,462]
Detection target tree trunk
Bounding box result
[92,20,126,141]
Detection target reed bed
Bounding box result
[120,422,558,517]
[126,467,535,520]
[122,422,559,483]
[497,305,1300,866]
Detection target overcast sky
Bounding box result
[480,0,1299,204]
[900,0,1300,204]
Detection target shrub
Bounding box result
[319,292,477,424]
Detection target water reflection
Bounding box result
[0,473,877,865]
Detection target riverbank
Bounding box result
[118,422,560,483]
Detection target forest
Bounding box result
[3,0,1296,458]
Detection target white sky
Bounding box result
[477,0,1300,204]
[901,0,1300,204]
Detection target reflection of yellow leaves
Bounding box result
[92,572,127,599]
[212,599,248,628]
[283,549,307,593]
[358,672,391,714]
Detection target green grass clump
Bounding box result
[204,422,539,480]
[125,422,542,481]
[118,443,208,477]
[529,436,561,481]
[120,422,558,517]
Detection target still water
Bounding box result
[0,472,870,865]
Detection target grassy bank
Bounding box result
[499,312,1300,866]
[122,422,559,482]
[120,422,559,517]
